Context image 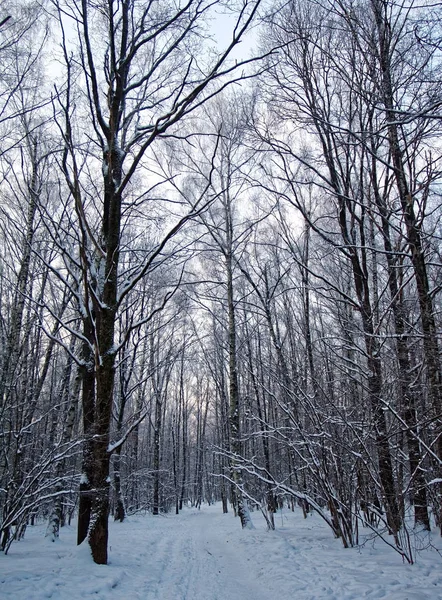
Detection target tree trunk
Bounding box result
[77,326,96,546]
[341,198,401,535]
[226,231,252,529]
[152,390,162,516]
[370,152,431,530]
[371,0,441,526]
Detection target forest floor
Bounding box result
[1,503,442,599]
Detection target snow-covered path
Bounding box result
[122,508,271,600]
[1,503,442,599]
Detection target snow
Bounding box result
[1,504,442,600]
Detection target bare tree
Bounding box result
[51,0,263,563]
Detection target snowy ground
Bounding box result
[1,504,442,600]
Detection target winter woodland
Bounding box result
[1,0,442,584]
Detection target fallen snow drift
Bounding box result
[1,504,441,600]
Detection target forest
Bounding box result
[0,0,441,569]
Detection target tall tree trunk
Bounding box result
[339,196,401,535]
[371,0,442,525]
[152,389,162,516]
[370,151,431,530]
[226,226,252,529]
[179,356,188,511]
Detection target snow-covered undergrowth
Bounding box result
[1,504,441,600]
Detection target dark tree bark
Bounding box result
[225,198,253,529]
[370,146,431,530]
[370,0,441,526]
[55,0,263,563]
